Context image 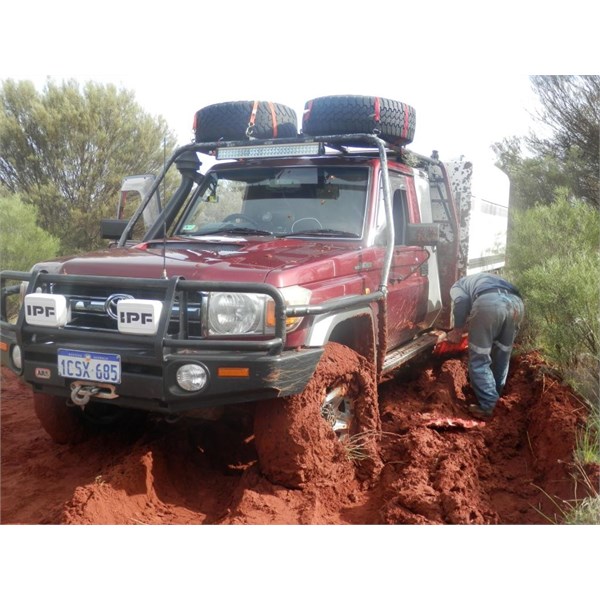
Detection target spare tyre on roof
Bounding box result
[302,95,416,146]
[194,100,298,142]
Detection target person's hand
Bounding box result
[446,328,465,344]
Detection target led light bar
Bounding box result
[216,142,321,160]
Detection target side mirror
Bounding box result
[101,219,130,240]
[405,223,440,246]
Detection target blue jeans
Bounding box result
[467,291,524,412]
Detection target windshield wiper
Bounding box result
[284,229,360,238]
[195,226,274,237]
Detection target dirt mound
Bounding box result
[1,351,595,525]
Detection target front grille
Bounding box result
[6,272,288,355]
[50,283,203,336]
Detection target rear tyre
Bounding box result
[254,342,382,488]
[302,95,416,145]
[194,100,298,142]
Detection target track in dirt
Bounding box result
[0,351,595,525]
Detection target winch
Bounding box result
[70,381,118,407]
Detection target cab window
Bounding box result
[375,175,408,246]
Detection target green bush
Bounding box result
[0,194,60,271]
[508,192,599,273]
[507,196,600,404]
[508,196,600,523]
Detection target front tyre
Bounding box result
[254,343,382,488]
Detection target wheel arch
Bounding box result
[305,308,377,367]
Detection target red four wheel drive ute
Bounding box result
[1,95,510,486]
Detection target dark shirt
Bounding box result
[450,273,520,328]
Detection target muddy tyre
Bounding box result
[33,392,89,444]
[302,95,416,146]
[254,342,382,488]
[194,100,298,142]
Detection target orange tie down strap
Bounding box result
[372,96,410,139]
[373,96,381,125]
[247,101,278,138]
[371,97,382,135]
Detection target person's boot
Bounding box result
[467,404,493,421]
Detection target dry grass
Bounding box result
[341,430,381,462]
[532,461,599,524]
[341,429,405,462]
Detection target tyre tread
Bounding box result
[195,100,298,142]
[302,94,416,145]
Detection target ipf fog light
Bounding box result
[176,363,208,392]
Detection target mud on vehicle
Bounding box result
[1,95,510,487]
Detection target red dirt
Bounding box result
[1,351,596,525]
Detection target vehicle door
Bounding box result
[376,172,430,350]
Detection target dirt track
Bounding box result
[1,351,596,525]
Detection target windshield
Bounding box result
[175,166,369,238]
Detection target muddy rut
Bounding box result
[1,351,595,525]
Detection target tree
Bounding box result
[493,136,568,211]
[528,75,599,207]
[0,79,178,253]
[493,76,599,210]
[0,194,60,271]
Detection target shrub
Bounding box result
[0,194,60,271]
[508,192,599,274]
[507,196,600,404]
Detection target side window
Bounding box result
[392,188,408,245]
[375,175,408,246]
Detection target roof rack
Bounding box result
[173,132,442,170]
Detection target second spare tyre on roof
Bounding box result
[194,100,298,142]
[302,95,416,146]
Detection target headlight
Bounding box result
[205,286,312,337]
[207,292,265,335]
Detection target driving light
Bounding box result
[216,142,321,160]
[24,293,70,327]
[176,364,208,392]
[117,299,163,335]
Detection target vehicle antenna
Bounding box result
[162,137,168,279]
